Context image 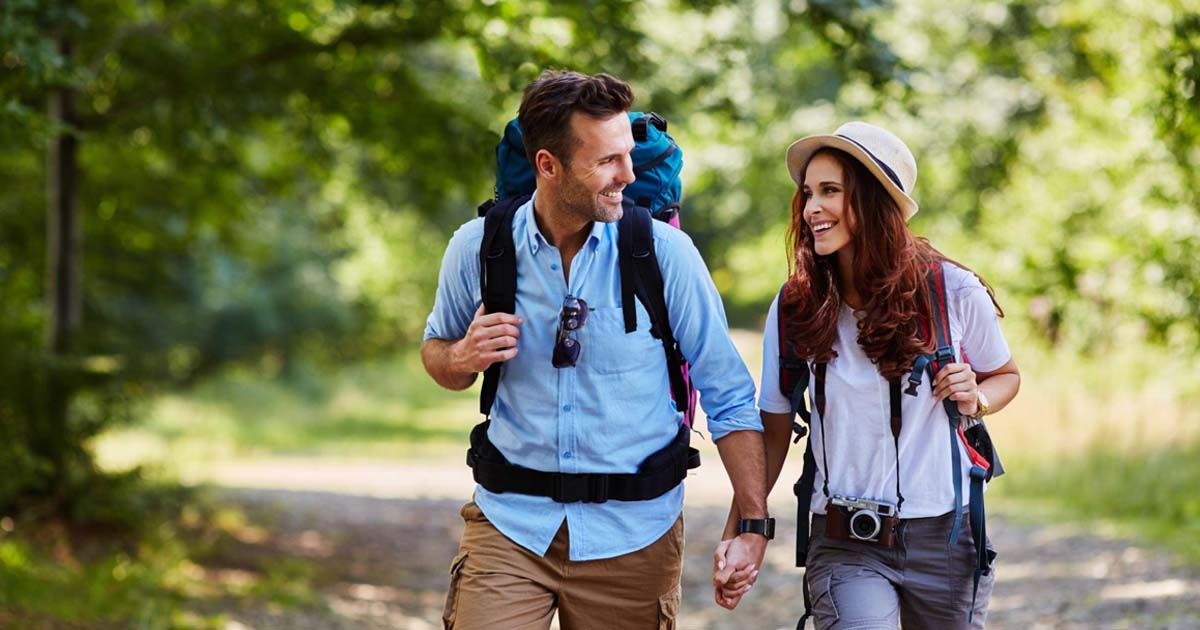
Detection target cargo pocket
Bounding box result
[657,583,681,630]
[808,571,840,623]
[441,550,469,630]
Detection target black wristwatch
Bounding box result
[736,518,776,540]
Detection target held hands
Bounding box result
[453,304,523,373]
[933,362,979,417]
[711,533,767,610]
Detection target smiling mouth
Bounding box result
[599,190,623,204]
[811,221,837,235]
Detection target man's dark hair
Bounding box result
[517,70,634,169]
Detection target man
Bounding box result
[422,70,768,629]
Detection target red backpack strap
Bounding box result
[923,263,992,471]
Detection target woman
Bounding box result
[715,122,1020,628]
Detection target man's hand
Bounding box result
[453,304,523,373]
[422,305,523,390]
[712,533,768,610]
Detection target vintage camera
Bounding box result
[825,494,899,548]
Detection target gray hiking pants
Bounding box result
[806,510,995,630]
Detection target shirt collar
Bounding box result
[522,191,606,255]
[522,193,545,255]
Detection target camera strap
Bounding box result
[813,363,830,499]
[888,379,905,511]
[812,363,904,510]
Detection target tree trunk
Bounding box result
[43,20,81,486]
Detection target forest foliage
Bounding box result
[2,0,1199,519]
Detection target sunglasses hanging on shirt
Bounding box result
[552,295,589,368]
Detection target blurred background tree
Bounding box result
[1,0,1198,521]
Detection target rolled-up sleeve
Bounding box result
[423,219,485,342]
[655,226,761,441]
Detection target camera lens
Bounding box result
[849,510,881,540]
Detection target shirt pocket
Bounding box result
[584,306,663,375]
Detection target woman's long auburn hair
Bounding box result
[780,148,1003,380]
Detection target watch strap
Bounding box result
[976,389,991,416]
[737,517,775,540]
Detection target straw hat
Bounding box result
[785,121,919,221]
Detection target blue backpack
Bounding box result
[467,112,700,505]
[490,112,685,225]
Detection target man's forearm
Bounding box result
[421,338,478,391]
[721,413,794,538]
[715,429,768,520]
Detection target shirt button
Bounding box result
[563,404,572,412]
[563,451,573,458]
[550,263,559,271]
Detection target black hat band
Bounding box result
[835,134,905,192]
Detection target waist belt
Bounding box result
[466,420,700,503]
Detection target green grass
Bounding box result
[0,488,321,629]
[992,445,1200,564]
[973,330,1200,564]
[95,351,479,469]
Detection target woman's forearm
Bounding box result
[977,359,1020,416]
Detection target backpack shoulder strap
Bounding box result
[618,205,654,334]
[926,262,959,416]
[922,261,996,619]
[776,284,811,425]
[617,206,689,423]
[477,196,524,417]
[776,283,820,585]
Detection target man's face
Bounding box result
[554,112,636,224]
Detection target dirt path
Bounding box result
[198,459,1199,630]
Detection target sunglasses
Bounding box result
[552,295,589,368]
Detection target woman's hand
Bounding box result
[933,362,979,416]
[712,538,758,610]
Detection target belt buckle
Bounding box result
[586,475,609,503]
[553,475,587,503]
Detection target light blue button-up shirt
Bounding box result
[424,195,760,560]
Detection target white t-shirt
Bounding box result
[759,262,1011,518]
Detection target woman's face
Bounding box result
[802,152,853,257]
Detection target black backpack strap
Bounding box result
[798,577,813,630]
[477,196,524,417]
[467,419,700,503]
[776,286,815,561]
[777,285,819,630]
[795,361,830,630]
[618,206,690,425]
